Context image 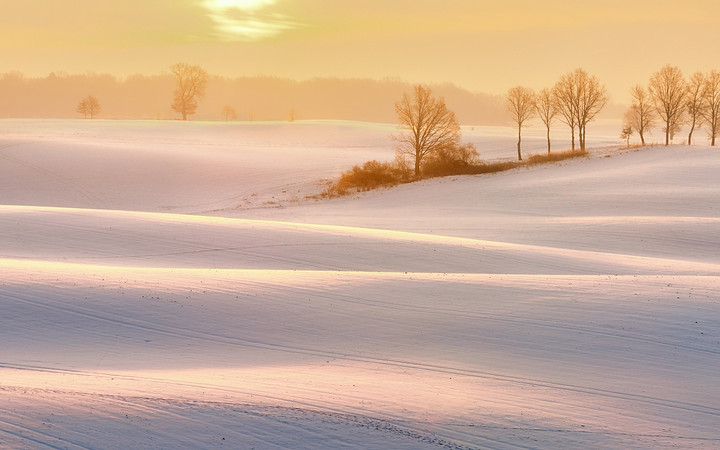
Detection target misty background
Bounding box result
[0,72,514,124]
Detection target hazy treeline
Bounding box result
[0,71,506,124]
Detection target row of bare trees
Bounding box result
[506,68,608,161]
[623,65,720,146]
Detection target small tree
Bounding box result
[625,85,655,145]
[649,65,687,146]
[702,70,720,146]
[222,105,237,121]
[170,63,209,120]
[620,125,633,147]
[535,88,556,154]
[76,95,101,119]
[686,72,707,145]
[393,85,461,178]
[506,86,536,161]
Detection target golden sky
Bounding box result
[3,0,720,103]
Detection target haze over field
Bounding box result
[4,1,720,104]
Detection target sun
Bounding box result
[203,0,276,11]
[200,0,299,42]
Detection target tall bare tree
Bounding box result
[535,88,556,154]
[506,86,535,161]
[649,65,687,146]
[552,75,578,151]
[393,85,461,178]
[76,95,101,119]
[170,63,209,120]
[625,85,656,145]
[685,72,707,145]
[570,69,608,151]
[702,70,720,146]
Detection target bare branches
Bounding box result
[552,74,578,151]
[393,85,461,177]
[535,88,556,154]
[686,72,707,145]
[649,65,687,146]
[76,95,101,119]
[222,105,237,121]
[702,70,720,146]
[552,69,607,152]
[625,85,656,145]
[506,86,536,161]
[171,63,209,120]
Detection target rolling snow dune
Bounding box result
[1,119,720,449]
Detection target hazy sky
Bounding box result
[3,0,720,103]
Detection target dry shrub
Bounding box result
[469,160,521,174]
[325,146,592,198]
[526,149,587,165]
[327,160,410,196]
[422,143,481,178]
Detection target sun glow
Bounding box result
[204,0,276,10]
[201,0,299,41]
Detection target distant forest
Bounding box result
[0,71,508,125]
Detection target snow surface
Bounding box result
[1,119,719,449]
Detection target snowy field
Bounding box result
[1,119,719,449]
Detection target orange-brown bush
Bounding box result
[421,143,481,178]
[526,149,587,165]
[325,160,411,196]
[324,147,589,198]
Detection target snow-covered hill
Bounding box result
[1,119,719,448]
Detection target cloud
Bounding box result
[202,0,302,41]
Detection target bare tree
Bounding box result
[222,105,237,121]
[573,69,608,151]
[552,75,577,151]
[170,63,209,120]
[625,85,655,145]
[686,72,707,145]
[620,125,633,147]
[702,70,720,146]
[506,86,535,161]
[553,69,607,152]
[76,95,101,119]
[535,88,556,154]
[649,65,687,146]
[393,85,461,178]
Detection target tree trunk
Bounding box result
[517,127,522,161]
[665,124,670,146]
[546,126,551,154]
[688,123,695,145]
[570,127,575,152]
[415,150,421,178]
[640,131,645,145]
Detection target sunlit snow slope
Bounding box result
[1,119,719,449]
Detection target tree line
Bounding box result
[0,68,505,123]
[506,68,608,161]
[622,65,720,146]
